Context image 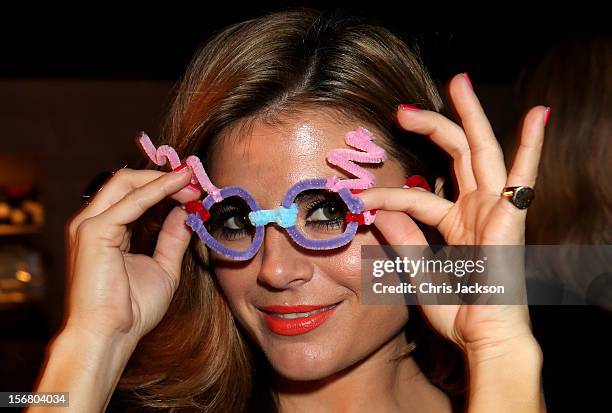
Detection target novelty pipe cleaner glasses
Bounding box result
[138,127,406,261]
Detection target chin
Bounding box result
[262,341,349,381]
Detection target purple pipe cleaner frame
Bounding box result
[185,178,365,261]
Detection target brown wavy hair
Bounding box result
[112,7,465,412]
[514,32,612,244]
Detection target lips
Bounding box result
[260,303,340,336]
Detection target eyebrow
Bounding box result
[294,188,330,204]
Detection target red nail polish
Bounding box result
[187,183,201,192]
[398,104,420,111]
[173,163,188,173]
[405,175,431,192]
[544,107,551,126]
[463,72,473,90]
[350,188,364,195]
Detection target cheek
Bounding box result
[324,231,410,338]
[334,227,387,296]
[335,230,410,343]
[325,241,362,293]
[211,260,256,313]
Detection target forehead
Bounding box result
[207,109,400,207]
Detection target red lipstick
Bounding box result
[260,303,339,336]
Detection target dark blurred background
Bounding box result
[0,3,609,412]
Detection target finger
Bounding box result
[82,168,201,215]
[506,106,549,188]
[372,209,428,245]
[356,187,453,227]
[70,168,200,242]
[152,206,193,290]
[357,187,453,228]
[397,106,477,193]
[448,73,507,192]
[87,168,193,245]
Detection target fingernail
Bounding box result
[398,104,420,111]
[405,175,431,192]
[187,183,201,192]
[173,163,189,173]
[463,72,473,90]
[544,107,551,126]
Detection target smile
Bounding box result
[260,303,340,336]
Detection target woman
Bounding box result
[31,8,547,413]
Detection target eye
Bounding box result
[307,201,344,222]
[298,190,347,230]
[225,214,249,230]
[205,196,254,241]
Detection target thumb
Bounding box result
[153,206,193,288]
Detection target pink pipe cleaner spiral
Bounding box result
[325,127,388,192]
[137,131,223,202]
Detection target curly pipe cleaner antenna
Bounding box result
[325,127,388,192]
[137,131,223,202]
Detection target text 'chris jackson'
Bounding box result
[369,256,506,296]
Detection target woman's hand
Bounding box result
[356,73,547,412]
[65,166,200,344]
[355,73,547,355]
[29,166,200,413]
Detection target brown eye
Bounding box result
[308,203,343,222]
[206,196,254,237]
[225,214,249,229]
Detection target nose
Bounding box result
[257,224,314,290]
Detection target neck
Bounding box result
[274,332,452,413]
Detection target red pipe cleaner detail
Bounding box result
[345,211,365,225]
[346,210,377,224]
[185,200,210,222]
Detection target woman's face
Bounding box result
[208,109,414,381]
